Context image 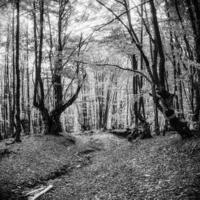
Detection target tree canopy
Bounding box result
[0,0,199,141]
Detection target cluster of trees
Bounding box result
[0,0,200,142]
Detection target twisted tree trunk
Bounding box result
[156,88,192,138]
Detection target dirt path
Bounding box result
[39,134,200,200]
[37,132,131,200]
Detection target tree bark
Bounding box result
[15,0,21,142]
[184,0,200,125]
[150,0,165,87]
[11,4,15,137]
[26,27,31,134]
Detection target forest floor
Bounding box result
[0,131,200,200]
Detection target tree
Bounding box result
[0,0,197,139]
[14,0,21,142]
[184,0,200,125]
[33,0,86,135]
[96,0,192,138]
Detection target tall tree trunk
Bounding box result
[21,64,25,117]
[11,3,15,137]
[3,23,10,138]
[184,0,200,124]
[152,85,159,135]
[150,0,165,87]
[26,27,31,134]
[177,63,184,118]
[103,88,111,130]
[15,0,21,142]
[150,0,191,138]
[139,0,146,120]
[131,54,139,127]
[33,0,48,134]
[49,0,67,134]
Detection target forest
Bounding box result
[0,0,200,199]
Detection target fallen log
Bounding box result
[109,126,152,142]
[109,129,131,138]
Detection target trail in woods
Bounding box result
[39,133,200,200]
[0,133,200,200]
[39,132,133,200]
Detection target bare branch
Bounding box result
[50,73,87,116]
[135,3,154,43]
[96,0,154,83]
[95,0,150,32]
[76,60,152,83]
[115,0,125,6]
[96,0,135,42]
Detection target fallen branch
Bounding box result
[26,184,53,200]
[25,186,45,196]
